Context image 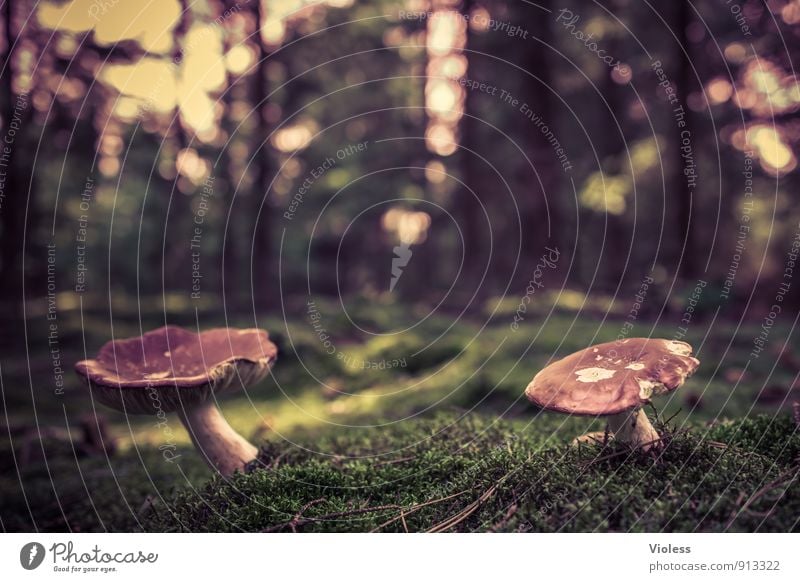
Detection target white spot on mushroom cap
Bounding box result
[638,379,656,400]
[625,362,645,370]
[575,367,616,382]
[666,341,691,356]
[637,378,667,400]
[144,371,171,380]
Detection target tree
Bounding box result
[674,0,697,279]
[251,0,276,310]
[0,0,28,305]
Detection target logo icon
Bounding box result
[20,542,46,570]
[382,210,430,293]
[389,242,413,292]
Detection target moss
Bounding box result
[4,308,799,532]
[3,413,797,532]
[142,412,800,533]
[705,414,800,465]
[0,446,208,532]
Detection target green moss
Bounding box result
[143,413,800,533]
[0,445,207,532]
[4,309,798,532]
[705,414,800,465]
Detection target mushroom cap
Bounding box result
[525,338,700,416]
[75,326,278,415]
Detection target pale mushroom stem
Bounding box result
[606,408,661,451]
[177,402,258,476]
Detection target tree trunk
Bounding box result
[520,0,560,286]
[0,0,29,308]
[252,0,275,311]
[597,23,628,290]
[164,0,191,294]
[675,0,696,279]
[218,3,240,308]
[458,0,489,305]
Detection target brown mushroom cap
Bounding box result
[75,326,278,414]
[525,338,700,416]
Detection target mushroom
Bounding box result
[75,325,277,476]
[525,338,699,451]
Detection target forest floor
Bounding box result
[1,293,799,531]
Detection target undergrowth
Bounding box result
[144,412,800,532]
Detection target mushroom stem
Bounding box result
[177,402,258,476]
[606,408,661,451]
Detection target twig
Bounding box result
[661,408,682,427]
[288,498,326,532]
[725,468,800,530]
[368,490,469,532]
[426,483,499,533]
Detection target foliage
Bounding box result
[142,413,800,533]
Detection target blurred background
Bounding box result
[2,0,800,529]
